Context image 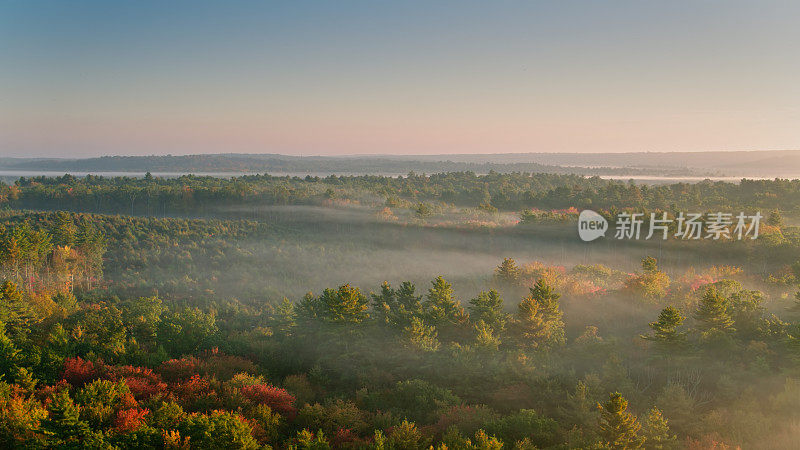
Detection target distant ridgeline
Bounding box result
[4,150,800,176]
[1,171,800,215]
[0,153,693,176]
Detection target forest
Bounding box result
[4,172,800,216]
[0,173,799,449]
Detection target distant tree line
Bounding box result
[3,172,800,215]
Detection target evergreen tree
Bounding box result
[387,420,427,450]
[640,407,676,449]
[494,258,520,284]
[396,281,423,312]
[468,290,507,332]
[0,281,33,336]
[642,306,687,352]
[766,209,784,228]
[641,256,658,274]
[273,297,297,337]
[693,286,735,336]
[423,276,466,326]
[0,323,20,380]
[597,392,644,449]
[318,284,369,324]
[42,390,95,447]
[473,320,500,350]
[294,429,330,450]
[402,317,440,352]
[51,212,77,247]
[728,289,766,339]
[371,282,398,326]
[514,278,565,349]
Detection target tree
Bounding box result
[180,410,260,449]
[766,209,783,228]
[75,379,136,429]
[640,407,676,449]
[483,409,558,448]
[624,257,670,301]
[371,282,398,326]
[0,324,21,380]
[597,392,644,449]
[51,212,77,247]
[42,390,96,447]
[473,320,500,351]
[514,278,565,349]
[414,203,433,218]
[693,286,735,336]
[494,258,520,284]
[0,281,33,336]
[641,256,658,274]
[396,281,423,312]
[272,297,297,337]
[74,222,107,289]
[318,284,369,324]
[641,306,687,352]
[423,276,466,327]
[121,296,165,348]
[387,420,426,450]
[158,308,218,356]
[402,317,440,352]
[728,289,766,339]
[468,290,507,332]
[294,428,330,450]
[469,430,504,450]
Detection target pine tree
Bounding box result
[42,390,93,446]
[642,306,687,352]
[494,258,520,284]
[640,407,676,449]
[51,212,77,247]
[0,323,20,379]
[473,320,500,350]
[767,209,784,228]
[468,290,507,331]
[0,281,33,336]
[423,276,466,326]
[372,281,423,329]
[402,317,440,352]
[273,297,296,337]
[396,281,422,312]
[514,278,565,349]
[597,392,644,449]
[693,286,735,335]
[371,282,398,326]
[74,222,106,289]
[529,278,563,324]
[318,284,369,324]
[387,420,426,450]
[641,256,658,274]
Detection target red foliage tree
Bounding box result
[331,428,365,448]
[240,383,296,417]
[114,407,150,433]
[172,374,222,412]
[158,357,201,383]
[61,357,102,387]
[108,365,168,400]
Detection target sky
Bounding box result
[1,1,800,158]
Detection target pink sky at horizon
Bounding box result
[2,2,799,158]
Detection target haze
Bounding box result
[2,1,800,157]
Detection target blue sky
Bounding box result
[2,1,799,157]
